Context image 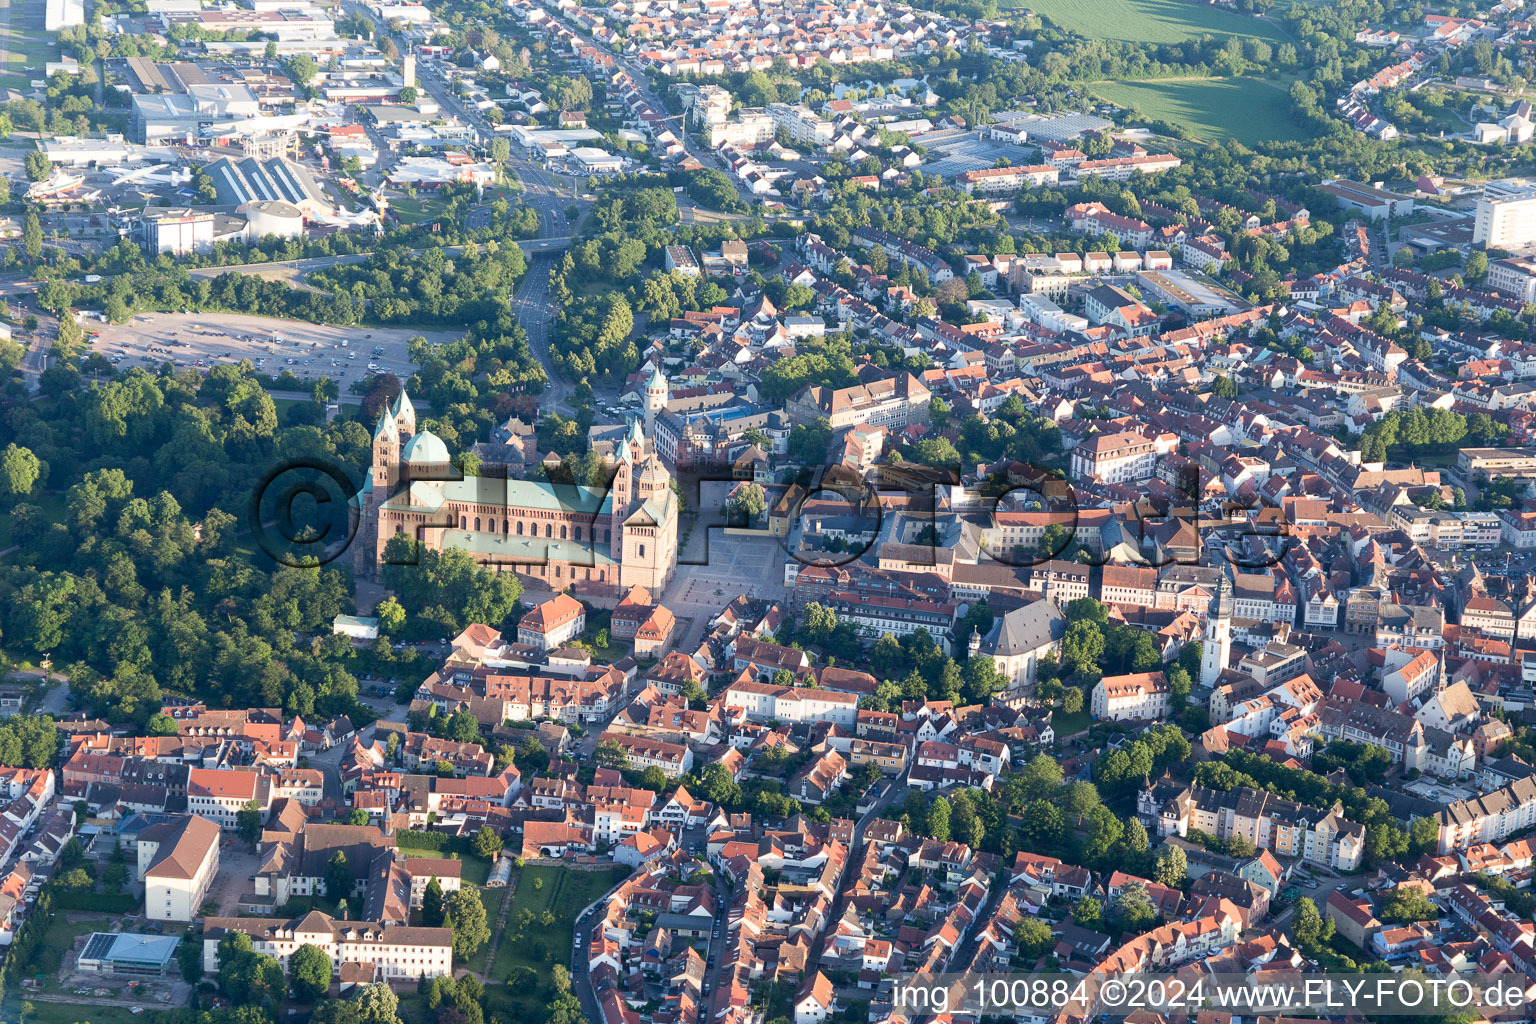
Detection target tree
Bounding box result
[375,597,406,637]
[552,963,572,995]
[1409,816,1440,856]
[1017,754,1065,800]
[1016,916,1054,960]
[1152,844,1187,887]
[346,808,370,826]
[1109,881,1157,934]
[724,482,767,524]
[177,937,203,983]
[1061,620,1105,673]
[472,826,503,860]
[237,799,264,844]
[446,710,481,744]
[422,876,446,926]
[354,983,403,1024]
[0,444,41,499]
[285,53,319,87]
[291,944,333,1002]
[1211,374,1238,400]
[24,151,51,182]
[1292,896,1332,953]
[1380,888,1438,923]
[1062,687,1083,714]
[1465,250,1489,283]
[445,888,491,960]
[1073,896,1103,930]
[145,712,179,736]
[594,738,628,769]
[325,849,351,901]
[927,795,951,841]
[22,210,40,261]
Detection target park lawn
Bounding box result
[20,1003,173,1024]
[401,852,495,887]
[1088,77,1321,145]
[492,866,631,985]
[1052,709,1090,737]
[1017,0,1288,44]
[387,196,451,225]
[39,912,115,960]
[577,609,625,664]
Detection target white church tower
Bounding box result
[1200,572,1233,688]
[643,365,668,440]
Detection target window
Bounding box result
[545,524,552,538]
[474,517,481,531]
[518,521,524,535]
[638,543,646,558]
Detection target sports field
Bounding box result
[1021,0,1289,45]
[1089,77,1320,145]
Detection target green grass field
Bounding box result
[23,1002,170,1024]
[1052,708,1090,737]
[401,851,495,886]
[1089,77,1320,144]
[0,0,58,89]
[1019,0,1288,44]
[490,866,631,1018]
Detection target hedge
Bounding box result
[53,889,137,913]
[396,829,450,851]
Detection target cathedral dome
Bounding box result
[402,430,450,465]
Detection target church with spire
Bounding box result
[353,388,679,596]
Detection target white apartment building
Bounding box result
[1437,776,1536,852]
[1474,180,1536,249]
[712,110,776,148]
[138,815,221,922]
[721,680,859,729]
[598,732,694,777]
[1070,430,1157,484]
[401,858,462,908]
[1017,292,1088,334]
[1091,671,1171,721]
[1487,255,1536,302]
[204,913,453,982]
[955,164,1059,194]
[269,769,325,808]
[187,768,272,828]
[766,103,833,146]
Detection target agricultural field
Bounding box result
[1089,77,1321,145]
[1020,0,1289,45]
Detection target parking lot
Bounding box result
[88,311,463,390]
